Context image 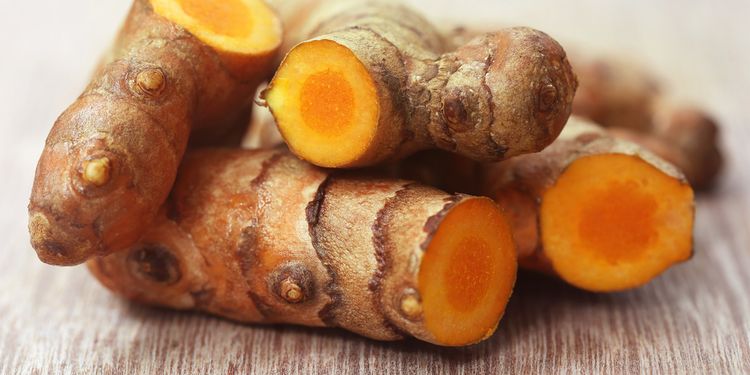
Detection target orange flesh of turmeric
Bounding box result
[444,237,494,313]
[419,198,517,346]
[300,70,356,136]
[266,40,379,167]
[541,154,694,292]
[177,0,253,38]
[577,181,659,263]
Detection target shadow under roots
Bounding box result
[113,270,647,364]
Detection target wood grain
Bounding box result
[1,0,749,374]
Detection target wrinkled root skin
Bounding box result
[88,149,514,346]
[29,0,280,265]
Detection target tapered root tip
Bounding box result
[28,211,94,266]
[541,153,694,292]
[418,197,517,346]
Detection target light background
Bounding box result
[0,1,748,373]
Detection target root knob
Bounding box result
[81,157,112,186]
[134,68,166,97]
[279,278,304,303]
[398,289,423,320]
[127,245,181,285]
[443,92,472,133]
[538,83,559,113]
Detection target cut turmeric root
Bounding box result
[265,1,577,168]
[482,117,694,292]
[29,0,282,265]
[151,0,279,53]
[88,149,517,346]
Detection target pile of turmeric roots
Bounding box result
[28,0,722,346]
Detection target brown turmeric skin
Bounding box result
[481,117,694,292]
[89,149,518,346]
[29,0,282,265]
[265,1,577,168]
[380,150,482,195]
[610,107,723,190]
[573,57,722,190]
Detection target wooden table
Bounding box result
[1,1,748,373]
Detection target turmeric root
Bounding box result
[88,149,517,346]
[573,57,723,190]
[29,0,282,265]
[481,117,694,292]
[264,1,577,168]
[573,58,658,132]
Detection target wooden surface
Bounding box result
[1,1,749,374]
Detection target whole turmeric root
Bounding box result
[88,149,518,346]
[29,0,282,265]
[481,117,694,292]
[573,57,723,190]
[264,1,577,168]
